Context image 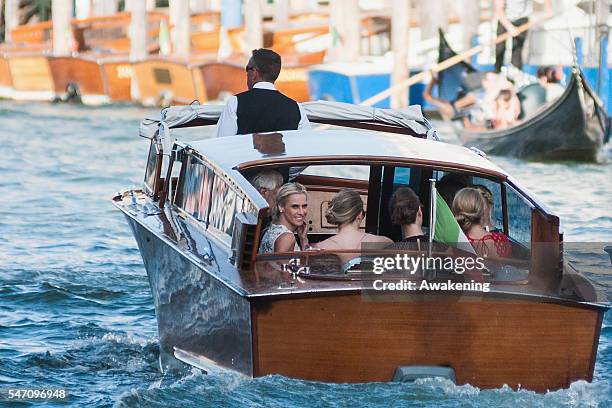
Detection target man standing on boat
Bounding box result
[216,49,311,137]
[494,0,552,72]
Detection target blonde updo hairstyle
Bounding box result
[325,189,364,226]
[472,184,494,227]
[272,182,308,222]
[452,187,487,232]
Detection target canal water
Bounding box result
[0,101,610,407]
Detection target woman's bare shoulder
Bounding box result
[366,233,393,243]
[274,232,297,252]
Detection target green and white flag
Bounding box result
[432,192,476,254]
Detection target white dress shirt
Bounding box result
[215,81,311,137]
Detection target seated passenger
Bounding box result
[259,182,310,253]
[471,184,494,232]
[387,187,427,249]
[491,89,520,129]
[538,65,565,102]
[249,170,284,229]
[249,170,284,208]
[314,189,392,264]
[452,187,511,258]
[437,173,470,208]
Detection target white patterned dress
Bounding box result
[259,223,299,253]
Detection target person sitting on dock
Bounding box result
[314,189,392,264]
[216,48,311,137]
[452,187,511,258]
[259,182,311,253]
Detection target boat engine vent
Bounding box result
[230,212,258,270]
[392,365,456,383]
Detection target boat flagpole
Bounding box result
[427,178,437,277]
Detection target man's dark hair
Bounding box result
[437,173,470,208]
[250,48,282,82]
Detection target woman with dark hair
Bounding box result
[452,187,511,258]
[387,187,428,250]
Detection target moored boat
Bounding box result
[197,57,320,103]
[113,101,607,391]
[437,31,611,162]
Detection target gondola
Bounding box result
[437,30,610,162]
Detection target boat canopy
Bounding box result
[139,100,437,152]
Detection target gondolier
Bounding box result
[216,48,311,137]
[494,0,552,72]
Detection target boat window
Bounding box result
[471,176,503,232]
[505,183,533,247]
[144,140,160,195]
[301,165,369,180]
[208,176,240,244]
[392,167,411,185]
[174,154,214,222]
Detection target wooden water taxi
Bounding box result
[1,21,56,101]
[113,101,607,391]
[1,12,165,104]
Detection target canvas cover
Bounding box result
[139,100,437,152]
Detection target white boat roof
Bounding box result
[188,129,508,179]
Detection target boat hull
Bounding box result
[0,55,13,98]
[198,61,312,102]
[125,214,253,375]
[100,60,133,102]
[252,292,603,391]
[131,59,207,106]
[48,56,110,105]
[6,55,56,101]
[122,210,605,391]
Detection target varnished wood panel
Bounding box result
[132,59,204,106]
[191,67,208,103]
[48,57,105,94]
[276,66,310,102]
[252,294,601,391]
[199,62,311,102]
[101,61,133,101]
[198,63,246,101]
[191,31,220,53]
[8,56,54,91]
[0,56,13,87]
[530,210,562,292]
[11,21,53,45]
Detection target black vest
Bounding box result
[236,88,301,134]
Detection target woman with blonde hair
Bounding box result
[259,182,310,253]
[471,184,494,231]
[452,187,511,258]
[315,189,392,263]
